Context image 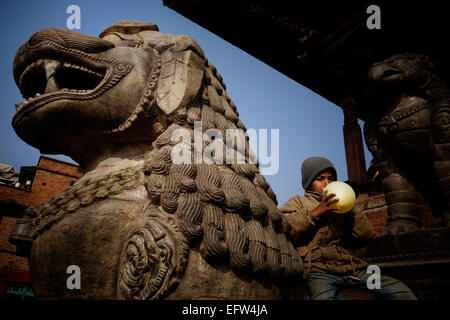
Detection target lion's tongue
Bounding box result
[44,59,61,93]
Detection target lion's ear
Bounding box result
[99,21,159,38]
[156,49,204,115]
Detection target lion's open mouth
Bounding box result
[17,57,107,101]
[12,28,133,124]
[379,68,404,82]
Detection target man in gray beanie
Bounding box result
[301,157,337,192]
[280,156,417,300]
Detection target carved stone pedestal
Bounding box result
[352,228,450,299]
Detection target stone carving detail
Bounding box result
[32,167,144,238]
[364,53,450,234]
[117,213,189,300]
[10,21,303,299]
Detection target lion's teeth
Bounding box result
[19,58,104,100]
[45,76,60,94]
[88,69,103,77]
[43,60,62,94]
[44,59,61,80]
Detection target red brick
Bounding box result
[38,156,83,179]
[0,185,30,206]
[0,156,84,275]
[0,251,29,272]
[0,216,20,252]
[28,169,79,206]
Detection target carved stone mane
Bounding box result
[11,21,303,299]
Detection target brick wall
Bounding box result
[0,216,21,253]
[0,215,30,272]
[38,156,84,179]
[0,252,30,272]
[27,156,84,206]
[356,190,435,237]
[0,156,83,208]
[356,192,388,237]
[0,185,30,207]
[0,156,84,284]
[28,169,78,206]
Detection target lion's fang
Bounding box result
[44,60,61,93]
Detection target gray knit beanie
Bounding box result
[301,157,337,190]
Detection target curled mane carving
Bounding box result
[99,21,303,278]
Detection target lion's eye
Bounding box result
[127,41,142,48]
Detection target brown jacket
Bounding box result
[280,191,375,278]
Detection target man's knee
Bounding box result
[305,274,341,300]
[377,275,417,300]
[307,287,339,300]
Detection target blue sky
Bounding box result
[0,0,372,206]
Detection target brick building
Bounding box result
[0,156,83,300]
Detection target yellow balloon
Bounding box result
[323,181,356,214]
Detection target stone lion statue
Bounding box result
[10,21,303,299]
[364,53,450,234]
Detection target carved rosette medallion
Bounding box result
[117,213,188,300]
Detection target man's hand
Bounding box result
[311,190,340,218]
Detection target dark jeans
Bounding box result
[305,268,417,300]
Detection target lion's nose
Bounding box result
[367,66,382,82]
[27,28,114,53]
